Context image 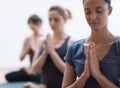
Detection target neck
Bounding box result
[88,27,115,45]
[33,32,39,38]
[53,31,66,40]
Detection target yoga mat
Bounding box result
[0,82,27,88]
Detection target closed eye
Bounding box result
[96,10,103,13]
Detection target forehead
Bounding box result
[48,10,62,18]
[84,0,107,9]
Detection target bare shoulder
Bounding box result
[22,36,31,45]
[24,36,32,42]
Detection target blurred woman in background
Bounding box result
[23,5,74,88]
[5,15,42,83]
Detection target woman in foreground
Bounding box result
[62,0,120,88]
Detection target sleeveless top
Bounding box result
[28,49,34,65]
[28,35,42,65]
[65,36,120,88]
[39,36,70,88]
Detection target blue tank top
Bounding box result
[65,36,120,88]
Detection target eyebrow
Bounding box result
[96,6,104,9]
[85,6,104,10]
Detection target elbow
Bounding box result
[20,55,24,61]
[63,83,80,88]
[60,67,65,74]
[62,85,68,88]
[62,84,77,88]
[62,86,73,88]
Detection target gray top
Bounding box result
[65,36,120,88]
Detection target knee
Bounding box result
[5,73,12,81]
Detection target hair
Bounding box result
[49,5,72,20]
[28,14,42,25]
[83,0,111,9]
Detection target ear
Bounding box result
[108,6,113,16]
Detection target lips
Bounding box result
[90,22,99,25]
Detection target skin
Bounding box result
[20,21,42,61]
[62,0,119,88]
[19,21,42,73]
[23,10,74,88]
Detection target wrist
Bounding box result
[49,49,56,55]
[93,71,102,79]
[82,72,90,79]
[43,50,48,55]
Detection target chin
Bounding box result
[90,26,101,31]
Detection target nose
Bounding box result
[90,12,97,21]
[50,20,55,26]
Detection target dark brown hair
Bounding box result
[49,5,72,20]
[28,14,42,25]
[83,0,111,8]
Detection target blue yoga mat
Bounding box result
[0,82,27,88]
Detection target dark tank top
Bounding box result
[28,49,34,65]
[28,35,42,65]
[39,36,70,88]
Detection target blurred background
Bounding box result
[0,0,120,69]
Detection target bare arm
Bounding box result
[62,63,76,88]
[20,38,30,61]
[66,74,89,88]
[62,44,91,88]
[94,73,118,88]
[62,61,90,88]
[62,63,89,88]
[29,39,47,75]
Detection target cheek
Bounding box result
[85,15,91,23]
[55,21,63,27]
[101,14,108,24]
[30,26,34,30]
[58,22,64,29]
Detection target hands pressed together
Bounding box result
[83,42,102,79]
[44,34,55,54]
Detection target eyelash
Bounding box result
[85,11,102,15]
[49,18,59,22]
[85,12,91,15]
[96,11,102,13]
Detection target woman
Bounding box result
[5,15,42,83]
[23,5,74,88]
[62,0,120,88]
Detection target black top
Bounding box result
[65,36,120,88]
[39,36,70,88]
[28,49,34,65]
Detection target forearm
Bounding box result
[20,39,30,61]
[20,49,29,61]
[95,73,118,88]
[30,50,47,74]
[66,73,89,88]
[50,50,65,73]
[20,54,25,61]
